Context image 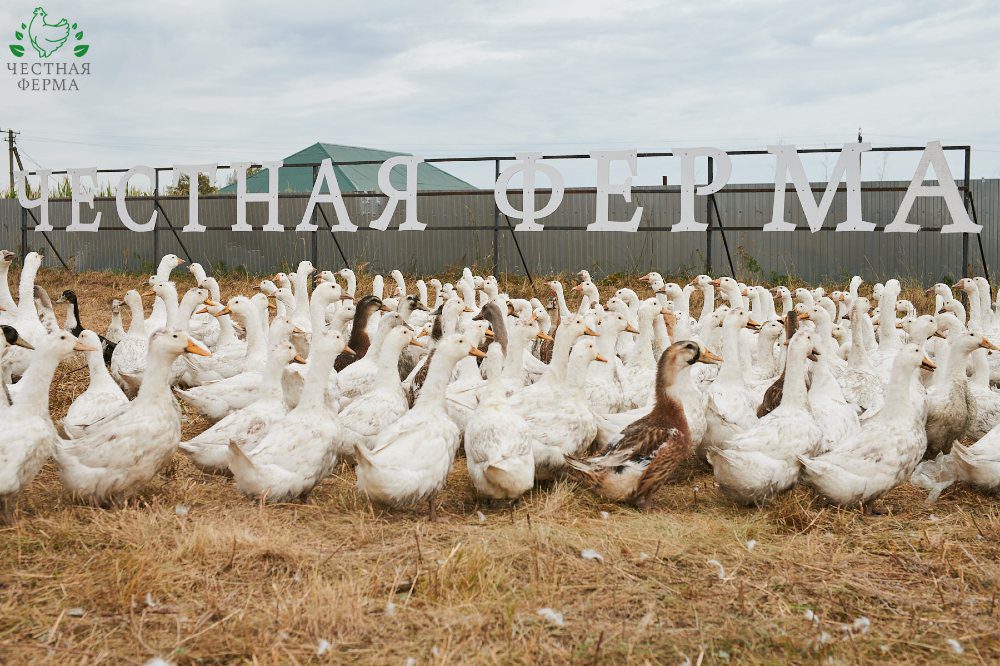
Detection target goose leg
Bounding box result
[427,493,437,522]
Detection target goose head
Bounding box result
[266,316,296,346]
[1,324,33,351]
[894,343,937,374]
[577,270,592,283]
[296,260,315,277]
[156,254,184,278]
[667,340,722,366]
[311,282,343,310]
[273,272,292,290]
[0,250,15,266]
[770,285,791,300]
[258,279,278,296]
[759,319,784,342]
[55,289,78,306]
[308,329,351,363]
[188,262,208,285]
[213,296,255,324]
[400,293,430,318]
[149,328,210,359]
[568,337,607,372]
[793,287,815,307]
[950,329,1000,356]
[269,339,305,367]
[905,314,937,344]
[640,272,666,291]
[437,333,487,364]
[315,270,338,285]
[123,289,144,314]
[598,310,637,337]
[461,319,492,348]
[329,301,356,330]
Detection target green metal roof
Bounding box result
[218,143,474,194]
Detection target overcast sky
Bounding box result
[2,0,999,188]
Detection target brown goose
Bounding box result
[538,296,559,364]
[335,295,386,372]
[407,303,445,405]
[566,341,721,509]
[757,312,799,418]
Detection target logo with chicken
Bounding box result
[9,7,89,58]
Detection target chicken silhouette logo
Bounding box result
[9,7,89,58]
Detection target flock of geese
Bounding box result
[2,250,1000,521]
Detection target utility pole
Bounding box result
[4,128,17,193]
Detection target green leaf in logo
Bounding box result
[72,22,77,29]
[9,44,24,57]
[14,31,22,40]
[73,44,89,57]
[21,23,26,29]
[75,31,83,40]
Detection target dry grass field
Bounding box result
[1,267,998,664]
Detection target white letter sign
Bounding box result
[764,143,872,232]
[232,161,284,232]
[174,163,217,233]
[15,169,51,232]
[116,165,158,232]
[371,156,424,231]
[65,168,102,232]
[588,150,643,232]
[673,147,732,232]
[494,153,565,231]
[296,158,358,233]
[885,141,980,233]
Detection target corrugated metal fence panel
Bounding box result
[0,179,994,284]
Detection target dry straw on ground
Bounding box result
[1,268,997,664]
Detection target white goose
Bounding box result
[227,330,350,502]
[337,325,422,455]
[708,330,823,505]
[355,334,484,517]
[109,290,149,397]
[56,330,211,505]
[465,342,537,502]
[180,340,303,473]
[800,345,933,511]
[1,330,91,520]
[62,330,128,438]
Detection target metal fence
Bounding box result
[1,148,994,286]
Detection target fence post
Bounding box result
[706,157,713,275]
[153,169,160,265]
[311,164,319,268]
[963,147,971,278]
[492,159,500,277]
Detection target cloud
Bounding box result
[2,0,999,187]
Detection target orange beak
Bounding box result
[292,354,307,364]
[583,326,599,337]
[594,354,609,363]
[469,347,487,358]
[625,323,640,335]
[212,305,232,317]
[342,345,356,356]
[536,331,554,342]
[185,339,211,357]
[699,350,724,364]
[73,340,98,352]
